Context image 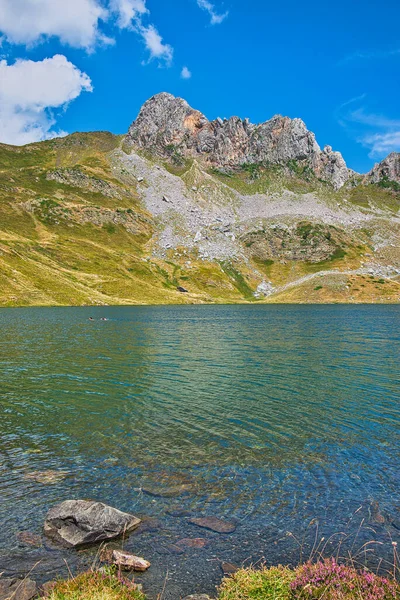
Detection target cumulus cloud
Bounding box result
[181,66,192,79]
[0,0,109,50]
[0,0,173,64]
[196,0,228,25]
[138,24,173,65]
[109,0,148,29]
[0,55,93,145]
[337,97,400,158]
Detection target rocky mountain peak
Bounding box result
[126,93,352,188]
[366,152,400,185]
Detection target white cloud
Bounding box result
[363,131,400,156]
[0,55,93,145]
[181,66,192,79]
[0,0,173,64]
[339,48,400,65]
[109,0,148,29]
[337,97,400,158]
[0,0,109,50]
[196,0,228,25]
[139,24,173,65]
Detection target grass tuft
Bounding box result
[47,569,145,600]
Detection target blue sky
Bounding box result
[0,0,399,173]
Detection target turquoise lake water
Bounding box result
[0,305,399,598]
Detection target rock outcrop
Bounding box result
[0,578,37,600]
[366,152,400,185]
[44,500,141,547]
[126,93,351,189]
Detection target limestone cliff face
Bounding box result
[366,152,400,185]
[126,92,351,189]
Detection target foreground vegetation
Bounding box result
[42,559,400,600]
[47,570,145,600]
[218,560,400,599]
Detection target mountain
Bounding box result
[0,93,399,306]
[126,92,351,190]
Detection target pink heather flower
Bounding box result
[290,558,400,599]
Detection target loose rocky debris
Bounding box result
[112,550,150,571]
[0,578,37,600]
[46,168,127,199]
[44,500,141,548]
[183,595,213,600]
[189,517,236,534]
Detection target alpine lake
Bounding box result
[1,305,399,599]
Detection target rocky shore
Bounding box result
[2,497,400,600]
[0,498,238,600]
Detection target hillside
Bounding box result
[0,93,400,306]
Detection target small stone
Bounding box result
[183,596,212,600]
[221,562,239,575]
[112,550,151,572]
[162,195,171,203]
[189,517,236,534]
[177,538,209,548]
[0,578,37,600]
[40,581,57,597]
[192,186,198,191]
[137,177,144,182]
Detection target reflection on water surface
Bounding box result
[0,305,399,598]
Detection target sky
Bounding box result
[0,0,399,173]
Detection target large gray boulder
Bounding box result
[44,500,141,548]
[125,93,351,188]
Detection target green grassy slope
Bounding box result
[0,134,399,306]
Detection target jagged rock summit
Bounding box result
[126,92,351,189]
[366,152,400,185]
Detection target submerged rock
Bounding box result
[189,517,236,534]
[0,578,37,600]
[16,531,42,547]
[44,500,141,548]
[142,483,193,497]
[177,538,209,548]
[112,550,151,571]
[24,470,68,484]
